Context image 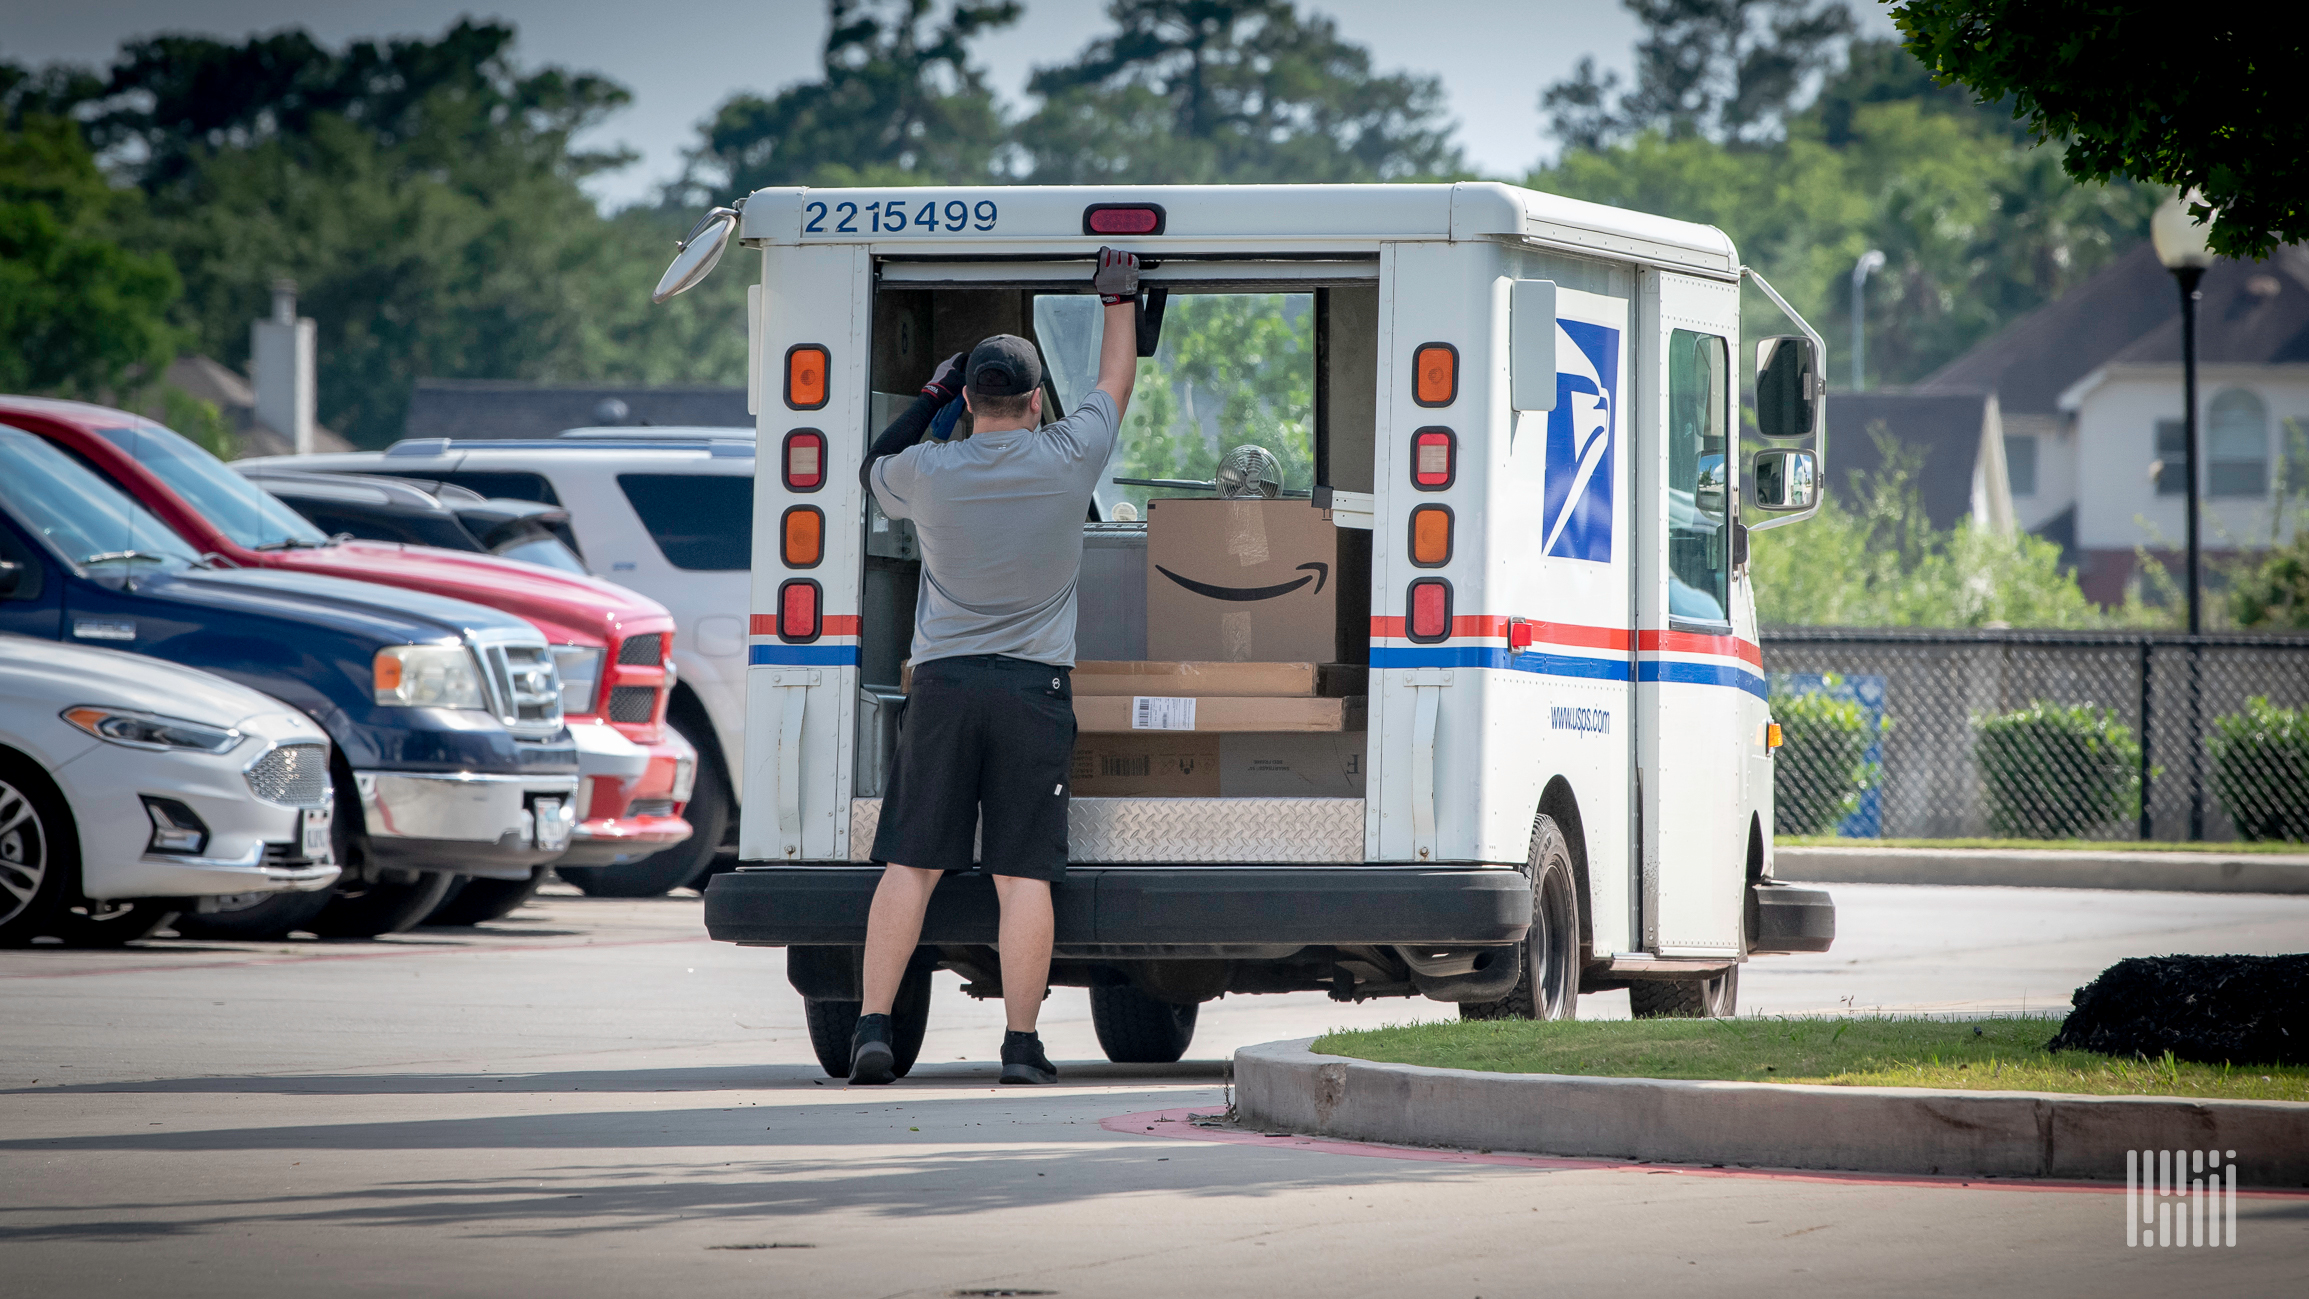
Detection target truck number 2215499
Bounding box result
[804,198,999,235]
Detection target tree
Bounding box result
[1892,2,2307,259]
[1017,0,1465,183]
[1543,0,1856,150]
[690,0,1019,195]
[0,113,180,396]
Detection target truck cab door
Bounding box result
[1635,271,1753,955]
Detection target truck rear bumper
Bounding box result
[703,865,1534,948]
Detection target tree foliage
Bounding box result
[1891,2,2306,259]
[1545,0,1854,150]
[1111,293,1314,513]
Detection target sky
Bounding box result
[3,0,1899,209]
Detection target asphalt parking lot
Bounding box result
[5,881,2306,1297]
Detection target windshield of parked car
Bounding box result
[0,426,202,574]
[94,424,332,551]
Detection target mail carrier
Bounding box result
[662,182,1837,1074]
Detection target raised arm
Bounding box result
[1092,247,1141,421]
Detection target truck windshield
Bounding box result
[0,426,202,574]
[1035,293,1313,519]
[94,424,333,551]
[1666,329,1731,627]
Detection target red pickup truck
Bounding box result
[0,396,696,928]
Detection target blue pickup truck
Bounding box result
[0,419,578,938]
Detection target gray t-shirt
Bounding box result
[868,389,1120,668]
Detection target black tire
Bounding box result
[422,868,544,926]
[1461,813,1582,1022]
[1629,965,1739,1019]
[170,885,334,940]
[0,758,176,948]
[308,869,457,938]
[801,960,932,1079]
[559,715,731,899]
[1089,984,1200,1064]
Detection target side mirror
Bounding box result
[0,559,18,596]
[1749,448,1818,511]
[652,206,739,304]
[1754,335,1818,440]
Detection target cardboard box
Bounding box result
[1219,732,1366,797]
[1069,733,1222,796]
[1074,694,1361,733]
[1147,498,1339,662]
[1074,660,1369,698]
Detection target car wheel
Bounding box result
[1088,984,1199,1064]
[422,868,545,926]
[1629,965,1738,1019]
[559,719,731,900]
[308,869,457,938]
[1460,813,1581,1022]
[170,886,335,941]
[800,960,932,1079]
[0,759,174,947]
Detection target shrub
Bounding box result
[2208,697,2309,841]
[1972,702,2141,838]
[1770,680,1881,836]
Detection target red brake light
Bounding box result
[1082,204,1166,235]
[1408,579,1451,642]
[1412,428,1455,490]
[777,579,821,643]
[783,430,825,492]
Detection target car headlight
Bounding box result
[373,644,487,710]
[550,645,605,717]
[63,706,242,753]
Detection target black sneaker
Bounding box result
[850,1013,896,1085]
[999,1029,1056,1085]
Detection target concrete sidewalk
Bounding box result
[1777,845,2309,893]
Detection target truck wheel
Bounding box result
[559,719,730,899]
[0,760,176,948]
[1460,813,1581,1022]
[308,870,457,938]
[1089,984,1200,1064]
[1629,965,1738,1019]
[171,886,334,940]
[422,868,544,926]
[801,961,932,1079]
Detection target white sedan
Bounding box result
[0,634,339,945]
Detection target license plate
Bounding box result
[300,805,335,866]
[533,797,572,853]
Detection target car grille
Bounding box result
[482,643,565,738]
[617,633,663,666]
[627,799,675,818]
[245,743,331,806]
[607,686,658,724]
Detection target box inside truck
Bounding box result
[857,277,1379,803]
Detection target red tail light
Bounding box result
[777,579,821,642]
[1408,579,1451,642]
[1082,204,1166,235]
[1412,427,1455,490]
[783,429,825,492]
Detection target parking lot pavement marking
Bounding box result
[1101,1108,2309,1200]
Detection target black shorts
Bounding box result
[871,655,1074,882]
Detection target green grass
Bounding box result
[1312,1017,2309,1102]
[1778,836,2306,854]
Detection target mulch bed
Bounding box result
[2048,954,2309,1066]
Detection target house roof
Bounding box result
[1917,241,2309,413]
[405,379,749,440]
[162,355,353,456]
[1830,391,1997,532]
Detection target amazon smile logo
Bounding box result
[1156,562,1329,602]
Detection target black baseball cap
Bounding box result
[967,335,1042,397]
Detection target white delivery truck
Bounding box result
[659,182,1835,1075]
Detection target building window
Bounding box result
[2005,434,2038,497]
[2154,420,2187,496]
[2208,389,2269,498]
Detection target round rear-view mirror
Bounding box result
[653,207,739,304]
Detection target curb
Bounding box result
[1775,845,2309,893]
[1233,1038,2309,1187]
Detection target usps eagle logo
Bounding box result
[1542,318,1620,563]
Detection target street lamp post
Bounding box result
[1851,250,1886,391]
[2152,193,2216,839]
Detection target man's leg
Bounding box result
[990,874,1053,1032]
[861,863,943,1014]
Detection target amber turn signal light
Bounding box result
[1413,343,1457,407]
[786,345,829,410]
[1767,722,1784,750]
[782,506,823,568]
[1410,504,1452,567]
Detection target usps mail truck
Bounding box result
[658,182,1835,1076]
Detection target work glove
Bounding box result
[921,351,966,403]
[1094,246,1139,305]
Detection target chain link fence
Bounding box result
[1761,630,2309,843]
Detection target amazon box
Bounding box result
[1146,498,1339,662]
[1069,733,1222,797]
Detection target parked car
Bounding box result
[0,422,578,937]
[233,468,588,574]
[0,398,695,910]
[238,431,752,896]
[0,634,339,946]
